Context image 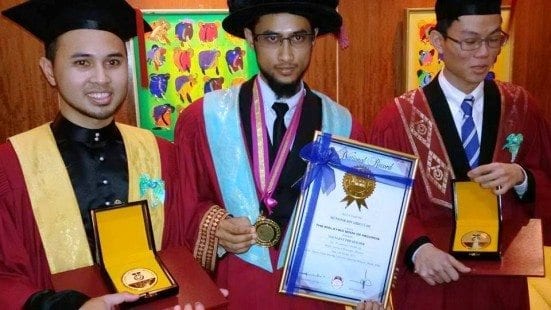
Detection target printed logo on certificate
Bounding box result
[280,132,418,308]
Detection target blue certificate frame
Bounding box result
[280,132,418,307]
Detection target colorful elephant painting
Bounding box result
[147,19,171,45]
[175,74,198,104]
[203,76,225,94]
[147,44,167,70]
[199,49,221,75]
[149,73,170,99]
[198,22,219,43]
[418,21,436,43]
[152,103,175,130]
[418,48,435,66]
[417,69,433,87]
[225,47,245,73]
[175,20,193,44]
[173,47,194,73]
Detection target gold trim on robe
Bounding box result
[395,90,456,209]
[395,82,530,209]
[118,123,165,252]
[9,123,164,274]
[194,205,228,271]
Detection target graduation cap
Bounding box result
[223,0,343,39]
[435,0,501,21]
[2,0,152,87]
[1,0,152,44]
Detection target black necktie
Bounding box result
[271,102,289,155]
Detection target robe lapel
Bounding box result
[238,82,322,227]
[239,78,255,156]
[424,78,471,180]
[424,78,501,179]
[480,80,501,165]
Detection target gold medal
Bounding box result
[122,268,157,291]
[461,231,491,250]
[254,216,281,247]
[341,166,376,210]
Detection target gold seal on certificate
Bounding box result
[255,216,281,247]
[341,167,376,210]
[461,231,491,250]
[122,268,158,291]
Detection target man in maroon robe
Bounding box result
[368,0,551,309]
[175,1,373,309]
[0,1,185,308]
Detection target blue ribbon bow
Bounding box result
[299,136,340,194]
[299,134,414,192]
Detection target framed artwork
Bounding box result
[130,10,259,141]
[404,7,513,91]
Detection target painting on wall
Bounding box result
[404,7,513,92]
[131,10,259,141]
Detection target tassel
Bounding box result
[336,24,350,49]
[506,0,517,34]
[135,8,148,88]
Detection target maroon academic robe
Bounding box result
[368,79,551,310]
[0,136,182,309]
[176,84,367,309]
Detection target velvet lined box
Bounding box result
[450,181,502,259]
[91,200,178,304]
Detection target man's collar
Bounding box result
[256,75,305,109]
[439,71,484,104]
[50,114,121,144]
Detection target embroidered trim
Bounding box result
[193,205,228,271]
[395,90,455,209]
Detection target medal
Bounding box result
[249,78,305,235]
[341,166,376,210]
[121,268,157,291]
[255,215,281,247]
[461,231,491,250]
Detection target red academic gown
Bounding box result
[176,82,367,309]
[368,79,551,310]
[0,136,181,309]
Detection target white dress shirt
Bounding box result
[438,73,484,143]
[412,73,528,264]
[257,75,304,141]
[439,73,527,194]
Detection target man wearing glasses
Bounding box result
[368,0,551,308]
[174,0,370,309]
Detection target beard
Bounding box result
[259,67,304,99]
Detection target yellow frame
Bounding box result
[404,7,513,91]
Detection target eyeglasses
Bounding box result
[443,31,509,51]
[253,32,315,48]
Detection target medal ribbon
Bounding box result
[251,77,304,214]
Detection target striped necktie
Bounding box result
[460,96,480,168]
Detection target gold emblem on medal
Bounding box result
[255,216,281,247]
[122,268,157,291]
[341,167,376,210]
[461,231,491,250]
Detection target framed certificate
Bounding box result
[280,132,418,307]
